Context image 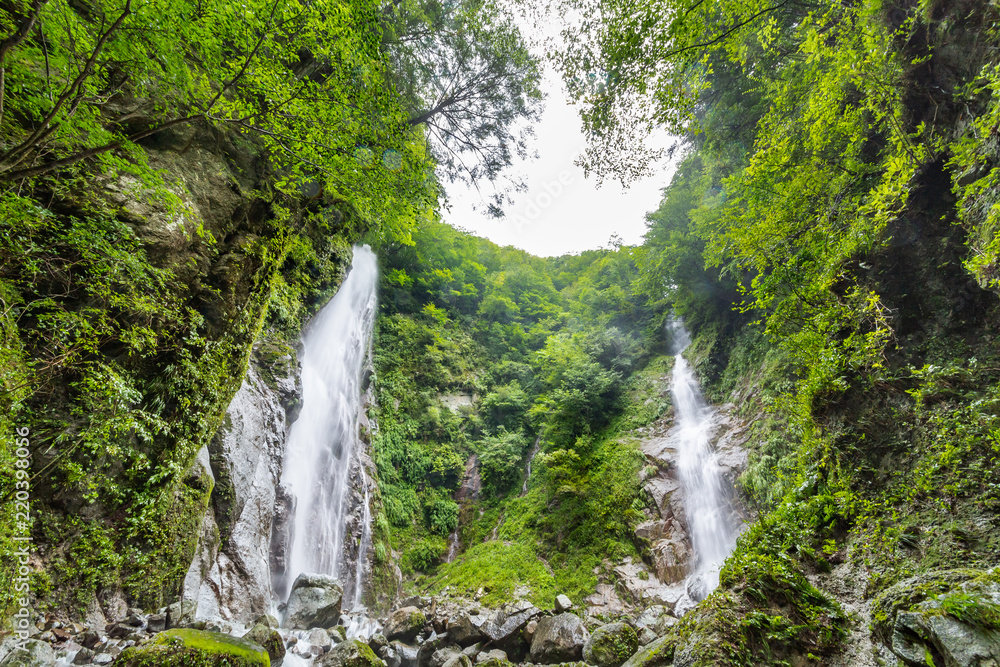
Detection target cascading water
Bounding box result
[668,318,738,595]
[273,245,378,608]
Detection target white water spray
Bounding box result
[276,245,378,607]
[668,319,738,594]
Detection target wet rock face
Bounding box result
[530,613,591,663]
[284,574,344,630]
[183,348,301,624]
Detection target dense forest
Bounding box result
[2,0,1000,664]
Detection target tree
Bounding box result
[384,0,543,215]
[0,0,434,235]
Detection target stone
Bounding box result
[441,655,473,667]
[112,628,269,666]
[92,654,114,665]
[448,612,488,646]
[530,613,591,664]
[555,595,574,613]
[165,600,197,629]
[381,644,402,667]
[284,573,344,630]
[253,614,280,629]
[390,641,419,667]
[619,634,676,667]
[72,647,95,664]
[524,620,538,642]
[146,613,166,633]
[244,623,286,666]
[319,638,388,667]
[430,645,463,667]
[0,638,56,667]
[329,626,348,643]
[650,525,691,584]
[386,607,427,642]
[476,649,508,664]
[310,628,335,652]
[483,601,543,645]
[78,630,101,649]
[583,623,639,667]
[369,633,388,653]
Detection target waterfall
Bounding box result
[668,318,738,595]
[273,245,378,607]
[521,435,542,495]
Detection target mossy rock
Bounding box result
[112,628,270,666]
[619,633,675,667]
[583,622,639,667]
[243,624,285,665]
[318,638,386,667]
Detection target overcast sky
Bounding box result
[440,70,679,258]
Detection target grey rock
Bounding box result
[165,600,197,629]
[441,655,473,667]
[284,573,344,630]
[530,613,591,664]
[483,601,543,645]
[254,613,280,629]
[369,634,389,653]
[476,649,508,664]
[72,647,95,664]
[430,645,463,667]
[382,644,403,667]
[391,641,419,667]
[93,654,115,666]
[891,608,1000,666]
[145,613,166,633]
[386,607,427,642]
[555,595,574,613]
[310,628,334,652]
[448,613,488,646]
[583,623,639,667]
[0,638,55,667]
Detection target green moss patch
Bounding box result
[114,628,270,666]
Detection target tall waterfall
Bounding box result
[274,245,378,607]
[668,319,738,594]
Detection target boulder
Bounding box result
[319,638,388,667]
[483,601,543,645]
[0,638,56,667]
[619,634,676,667]
[310,628,334,652]
[253,614,280,629]
[475,649,508,664]
[389,642,419,667]
[583,622,639,667]
[244,623,286,666]
[441,655,473,667]
[113,628,269,666]
[891,609,1000,666]
[165,600,197,629]
[284,573,344,630]
[555,595,574,612]
[386,607,427,642]
[430,645,462,667]
[650,529,691,585]
[72,648,95,665]
[146,613,166,633]
[447,613,488,646]
[529,613,591,663]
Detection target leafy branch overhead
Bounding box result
[0,0,541,225]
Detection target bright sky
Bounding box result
[440,70,679,258]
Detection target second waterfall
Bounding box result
[669,319,739,597]
[271,245,379,608]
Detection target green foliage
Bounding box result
[404,537,447,573]
[478,429,530,496]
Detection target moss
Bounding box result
[115,628,270,666]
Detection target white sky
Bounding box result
[440,69,679,258]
